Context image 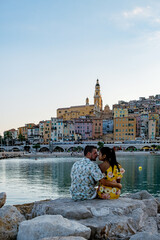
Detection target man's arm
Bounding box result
[99,178,122,189]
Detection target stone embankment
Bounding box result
[0,191,160,240]
[0,152,24,159]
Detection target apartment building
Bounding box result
[148,119,156,140]
[92,118,103,139]
[51,118,64,142]
[27,125,39,144]
[18,126,28,139]
[4,129,18,140]
[113,108,128,118]
[74,117,93,140]
[114,117,136,141]
[63,120,75,141]
[103,119,113,134]
[39,120,51,144]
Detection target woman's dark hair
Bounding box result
[100,147,120,172]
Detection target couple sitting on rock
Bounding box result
[70,145,125,200]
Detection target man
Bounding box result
[70,145,121,200]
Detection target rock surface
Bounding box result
[14,190,159,240]
[123,190,156,200]
[129,232,160,240]
[0,205,25,240]
[42,237,86,240]
[17,215,91,240]
[1,190,158,240]
[0,192,6,208]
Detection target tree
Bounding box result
[18,134,26,143]
[4,131,13,146]
[97,141,104,150]
[0,135,3,146]
[33,143,40,152]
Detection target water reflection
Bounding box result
[0,155,160,205]
[118,155,160,196]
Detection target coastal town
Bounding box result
[1,80,160,148]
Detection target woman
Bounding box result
[97,147,125,199]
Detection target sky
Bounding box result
[1,0,160,135]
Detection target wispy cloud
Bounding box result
[123,6,151,19]
[111,5,160,32]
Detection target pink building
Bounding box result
[74,118,93,140]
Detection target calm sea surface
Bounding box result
[0,154,160,205]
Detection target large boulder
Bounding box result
[29,198,92,220]
[15,191,159,240]
[130,232,160,240]
[0,192,6,208]
[123,190,156,200]
[142,199,158,217]
[0,205,25,240]
[157,213,160,231]
[29,197,147,219]
[155,197,160,213]
[17,215,91,240]
[28,197,158,239]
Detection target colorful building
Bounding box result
[63,120,75,141]
[103,119,113,134]
[18,126,28,139]
[4,129,18,140]
[39,120,51,144]
[92,118,103,139]
[114,117,136,141]
[51,118,64,142]
[74,117,93,140]
[113,108,128,118]
[148,119,156,140]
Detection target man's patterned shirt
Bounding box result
[70,157,104,200]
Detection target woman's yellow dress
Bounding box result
[97,165,125,199]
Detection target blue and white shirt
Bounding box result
[70,157,104,200]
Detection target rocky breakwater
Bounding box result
[0,191,160,240]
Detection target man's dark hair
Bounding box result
[84,145,97,156]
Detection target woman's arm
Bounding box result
[99,178,122,189]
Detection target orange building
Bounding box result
[114,117,136,141]
[39,120,51,144]
[18,123,35,140]
[18,126,28,139]
[92,118,103,139]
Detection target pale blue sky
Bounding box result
[1,0,160,135]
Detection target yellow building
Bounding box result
[57,80,103,120]
[114,117,136,141]
[113,108,128,118]
[18,126,28,139]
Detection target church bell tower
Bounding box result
[94,79,103,111]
